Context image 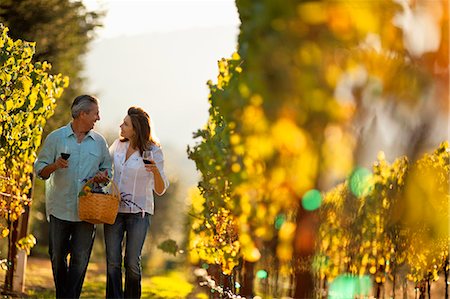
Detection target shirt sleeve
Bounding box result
[98,136,113,177]
[108,139,120,178]
[153,145,169,195]
[34,133,57,180]
[109,138,119,158]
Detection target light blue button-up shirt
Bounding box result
[34,123,112,222]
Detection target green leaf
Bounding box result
[157,239,179,256]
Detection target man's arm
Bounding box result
[38,158,68,179]
[34,133,66,180]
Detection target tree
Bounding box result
[188,0,448,297]
[317,142,449,298]
[0,0,103,134]
[0,24,68,292]
[0,0,103,256]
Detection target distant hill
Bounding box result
[82,25,238,189]
[83,25,238,150]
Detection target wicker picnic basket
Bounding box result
[78,178,120,224]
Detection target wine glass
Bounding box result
[61,141,70,160]
[142,150,153,165]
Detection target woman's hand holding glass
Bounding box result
[143,150,158,173]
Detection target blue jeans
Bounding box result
[104,212,150,299]
[49,215,95,299]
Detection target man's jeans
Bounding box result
[104,212,150,299]
[49,215,95,299]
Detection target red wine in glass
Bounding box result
[143,150,153,164]
[61,142,70,160]
[61,153,70,160]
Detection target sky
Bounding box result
[80,0,241,181]
[83,0,240,39]
[81,0,240,142]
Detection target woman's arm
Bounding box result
[144,146,169,195]
[151,167,165,194]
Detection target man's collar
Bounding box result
[63,122,75,137]
[65,122,94,139]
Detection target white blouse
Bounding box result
[109,139,169,215]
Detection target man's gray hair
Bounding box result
[71,95,98,118]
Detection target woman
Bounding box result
[105,107,169,298]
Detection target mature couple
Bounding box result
[34,95,169,299]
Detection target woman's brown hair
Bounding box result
[121,107,159,155]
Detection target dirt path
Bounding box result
[25,256,106,296]
[25,257,53,291]
[23,257,201,299]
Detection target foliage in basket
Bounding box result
[78,178,109,197]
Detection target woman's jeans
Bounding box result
[49,215,95,299]
[104,212,151,299]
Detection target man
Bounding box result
[34,95,112,298]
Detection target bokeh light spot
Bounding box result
[274,214,286,230]
[349,167,372,197]
[301,189,322,211]
[329,274,372,299]
[256,269,268,279]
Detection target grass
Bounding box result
[143,272,194,298]
[5,257,207,298]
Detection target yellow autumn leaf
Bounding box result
[278,221,296,241]
[21,76,32,95]
[297,2,326,25]
[347,4,379,35]
[243,246,261,263]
